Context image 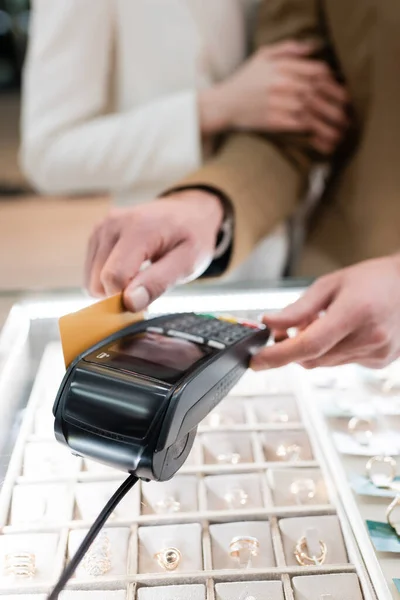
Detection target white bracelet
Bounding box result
[213,215,234,260]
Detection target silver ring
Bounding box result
[366,455,397,488]
[81,532,112,577]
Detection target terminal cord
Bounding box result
[47,473,139,599]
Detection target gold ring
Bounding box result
[290,478,316,505]
[4,552,36,578]
[386,495,400,532]
[294,536,327,566]
[229,536,259,569]
[224,487,249,509]
[154,495,181,515]
[276,443,301,461]
[81,532,112,577]
[154,547,182,571]
[366,455,397,488]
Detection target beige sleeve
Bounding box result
[170,0,335,273]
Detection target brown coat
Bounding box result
[175,0,400,276]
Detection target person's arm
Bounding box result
[167,0,345,273]
[20,0,202,195]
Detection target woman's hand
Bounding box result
[199,40,349,155]
[85,190,224,311]
[251,256,400,371]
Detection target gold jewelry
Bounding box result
[224,487,249,510]
[4,552,36,578]
[276,443,301,461]
[294,536,327,566]
[154,547,182,571]
[154,495,181,514]
[366,455,397,488]
[290,478,316,505]
[386,495,400,533]
[229,536,259,569]
[81,532,112,577]
[348,417,374,446]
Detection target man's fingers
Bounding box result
[262,275,338,330]
[100,235,148,296]
[84,227,100,292]
[88,230,119,297]
[123,243,195,312]
[253,294,354,370]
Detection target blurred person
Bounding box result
[21,0,347,284]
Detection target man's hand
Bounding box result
[199,40,349,155]
[85,190,224,311]
[251,256,400,371]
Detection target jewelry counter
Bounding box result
[0,284,397,599]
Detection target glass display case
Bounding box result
[0,282,398,599]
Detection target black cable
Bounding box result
[47,473,139,600]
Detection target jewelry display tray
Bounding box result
[0,284,396,599]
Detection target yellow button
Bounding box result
[218,315,238,324]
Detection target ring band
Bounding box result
[294,536,327,566]
[386,495,400,532]
[4,552,36,578]
[154,547,182,571]
[366,455,397,488]
[229,535,259,569]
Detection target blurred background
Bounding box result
[0,0,109,301]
